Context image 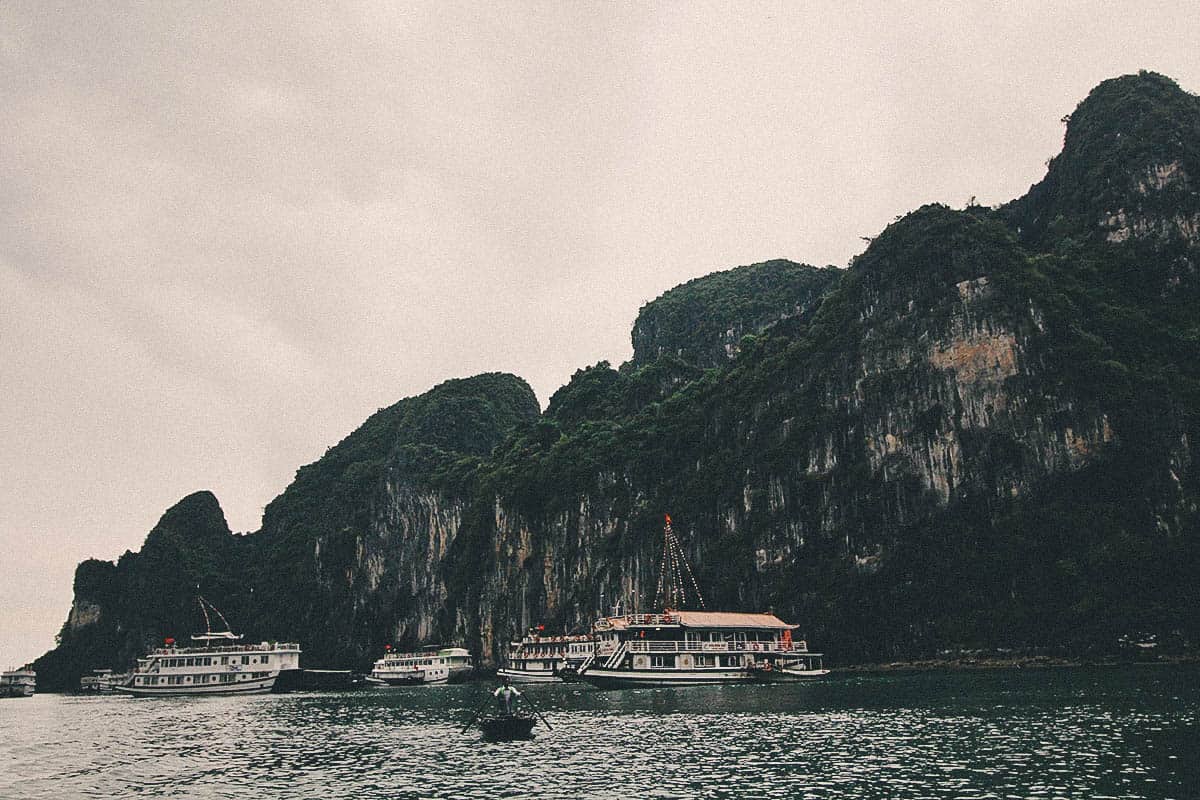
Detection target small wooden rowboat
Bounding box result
[478,713,536,741]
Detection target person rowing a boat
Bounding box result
[492,676,522,714]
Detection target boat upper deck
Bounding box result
[378,646,471,664]
[147,641,300,657]
[596,610,797,630]
[593,610,818,657]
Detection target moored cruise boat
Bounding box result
[1,665,36,697]
[496,631,595,683]
[371,645,474,685]
[115,597,301,697]
[116,637,302,697]
[580,513,830,688]
[79,668,127,694]
[583,609,828,688]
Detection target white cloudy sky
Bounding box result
[3,2,1198,665]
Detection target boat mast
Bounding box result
[653,514,706,611]
[193,595,240,646]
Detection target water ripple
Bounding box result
[2,665,1197,799]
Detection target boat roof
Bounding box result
[608,611,797,630]
[680,611,795,629]
[191,632,242,641]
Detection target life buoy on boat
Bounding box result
[763,662,772,672]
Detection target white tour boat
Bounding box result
[79,668,128,694]
[371,645,474,685]
[585,609,828,687]
[1,665,36,697]
[115,597,301,697]
[496,630,595,682]
[581,514,830,688]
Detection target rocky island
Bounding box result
[35,71,1200,690]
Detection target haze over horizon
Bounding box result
[4,1,1200,665]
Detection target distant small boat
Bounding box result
[478,713,536,741]
[371,645,474,685]
[1,665,36,698]
[79,669,127,694]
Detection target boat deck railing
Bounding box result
[150,642,300,656]
[624,613,682,627]
[625,640,810,654]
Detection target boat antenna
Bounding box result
[654,514,706,610]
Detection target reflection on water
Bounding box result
[2,666,1197,799]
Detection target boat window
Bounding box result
[261,655,269,664]
[649,655,676,668]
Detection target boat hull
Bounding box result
[749,666,832,682]
[478,714,536,741]
[581,667,759,688]
[374,673,428,686]
[446,666,476,684]
[114,674,277,697]
[495,667,562,683]
[271,668,305,693]
[1,684,35,698]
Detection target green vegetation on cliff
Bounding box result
[630,259,838,368]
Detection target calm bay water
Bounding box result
[2,665,1197,799]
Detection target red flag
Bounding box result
[665,513,672,525]
[164,637,175,645]
[536,624,545,631]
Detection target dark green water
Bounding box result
[2,665,1197,799]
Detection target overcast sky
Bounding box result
[3,2,1198,665]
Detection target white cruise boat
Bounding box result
[581,515,830,688]
[1,665,36,697]
[79,668,127,694]
[584,609,828,687]
[371,645,474,685]
[115,597,301,697]
[496,630,595,682]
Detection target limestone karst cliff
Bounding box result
[34,72,1200,690]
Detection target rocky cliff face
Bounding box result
[36,72,1200,689]
[472,205,1171,663]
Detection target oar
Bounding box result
[460,695,492,733]
[519,689,553,731]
